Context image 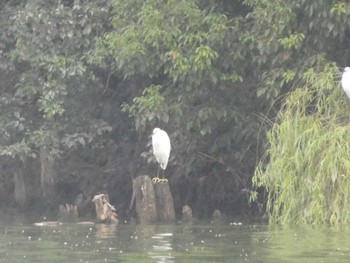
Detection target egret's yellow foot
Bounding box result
[152,177,161,183]
[151,177,168,183]
[159,178,168,183]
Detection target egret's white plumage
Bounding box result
[152,128,171,171]
[341,67,350,98]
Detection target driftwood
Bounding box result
[34,221,64,227]
[92,193,118,224]
[132,175,175,224]
[58,203,78,223]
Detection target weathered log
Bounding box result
[182,205,193,223]
[153,181,175,223]
[58,203,78,223]
[34,221,63,227]
[92,193,118,224]
[133,175,157,224]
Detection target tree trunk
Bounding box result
[153,182,175,223]
[14,158,26,209]
[40,147,55,197]
[133,175,157,224]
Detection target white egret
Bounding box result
[341,67,350,98]
[151,127,171,183]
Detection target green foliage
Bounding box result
[278,33,305,50]
[0,0,349,220]
[243,0,350,101]
[122,85,169,131]
[95,0,255,189]
[0,0,112,160]
[252,62,350,225]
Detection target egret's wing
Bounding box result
[342,71,350,98]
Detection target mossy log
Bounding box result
[92,193,118,224]
[132,175,175,224]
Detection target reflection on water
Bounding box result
[0,223,349,262]
[95,223,117,240]
[149,232,174,263]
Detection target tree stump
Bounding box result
[153,182,175,223]
[182,205,193,223]
[132,175,175,224]
[58,204,78,223]
[133,175,157,224]
[92,193,118,224]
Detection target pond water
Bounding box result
[0,222,350,262]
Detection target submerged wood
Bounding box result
[153,181,175,223]
[92,193,118,224]
[58,203,78,223]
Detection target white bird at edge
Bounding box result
[151,127,171,183]
[341,67,350,98]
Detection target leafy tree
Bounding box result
[248,0,350,225]
[1,0,348,222]
[93,0,263,216]
[243,0,350,101]
[0,0,113,201]
[252,63,350,225]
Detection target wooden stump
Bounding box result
[153,182,175,223]
[133,175,157,224]
[211,209,226,225]
[132,175,175,224]
[92,193,118,224]
[182,205,193,223]
[58,204,78,223]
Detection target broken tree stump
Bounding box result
[182,205,193,223]
[132,175,175,224]
[58,204,78,223]
[153,181,175,223]
[133,175,157,224]
[92,193,118,224]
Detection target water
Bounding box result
[0,222,349,262]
